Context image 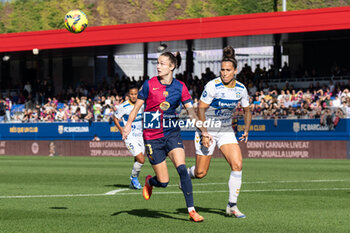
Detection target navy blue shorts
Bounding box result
[144,130,184,165]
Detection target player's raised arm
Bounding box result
[123,99,144,140]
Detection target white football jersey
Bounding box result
[114,100,144,138]
[200,77,249,128]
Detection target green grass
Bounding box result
[0,156,349,233]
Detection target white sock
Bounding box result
[188,206,195,213]
[189,166,196,178]
[228,170,242,204]
[131,161,143,177]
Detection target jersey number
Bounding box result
[145,144,153,160]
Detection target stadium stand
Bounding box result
[0,65,349,124]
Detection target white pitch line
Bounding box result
[115,187,350,195]
[105,189,129,195]
[168,179,350,187]
[0,193,107,199]
[0,187,350,199]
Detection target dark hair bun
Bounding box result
[175,52,182,69]
[223,46,235,59]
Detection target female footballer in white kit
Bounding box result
[188,46,252,218]
[113,86,145,189]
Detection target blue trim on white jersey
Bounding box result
[123,115,142,122]
[215,82,224,88]
[235,82,245,89]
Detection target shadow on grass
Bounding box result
[176,207,227,217]
[104,184,130,188]
[49,207,68,210]
[111,208,187,221]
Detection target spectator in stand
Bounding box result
[0,98,6,122]
[2,64,350,123]
[55,108,66,121]
[30,109,39,122]
[283,96,293,108]
[79,97,88,119]
[71,107,81,122]
[92,134,101,141]
[23,81,32,98]
[5,97,12,122]
[93,100,102,121]
[281,62,290,79]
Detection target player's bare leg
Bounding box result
[220,143,246,218]
[188,155,212,179]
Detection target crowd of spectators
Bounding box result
[0,64,349,124]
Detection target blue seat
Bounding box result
[57,103,65,110]
[10,104,25,114]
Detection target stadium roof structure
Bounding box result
[1,6,350,55]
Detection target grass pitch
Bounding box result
[0,156,349,233]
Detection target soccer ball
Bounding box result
[64,9,88,33]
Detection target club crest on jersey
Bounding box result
[159,101,170,111]
[236,92,241,98]
[163,91,168,97]
[202,90,207,98]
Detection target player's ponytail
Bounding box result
[222,46,237,69]
[161,51,181,70]
[175,52,182,69]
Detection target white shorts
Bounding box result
[125,136,145,157]
[194,129,238,156]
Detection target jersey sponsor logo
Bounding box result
[143,110,161,129]
[218,101,237,108]
[153,87,159,91]
[159,101,170,111]
[163,91,168,97]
